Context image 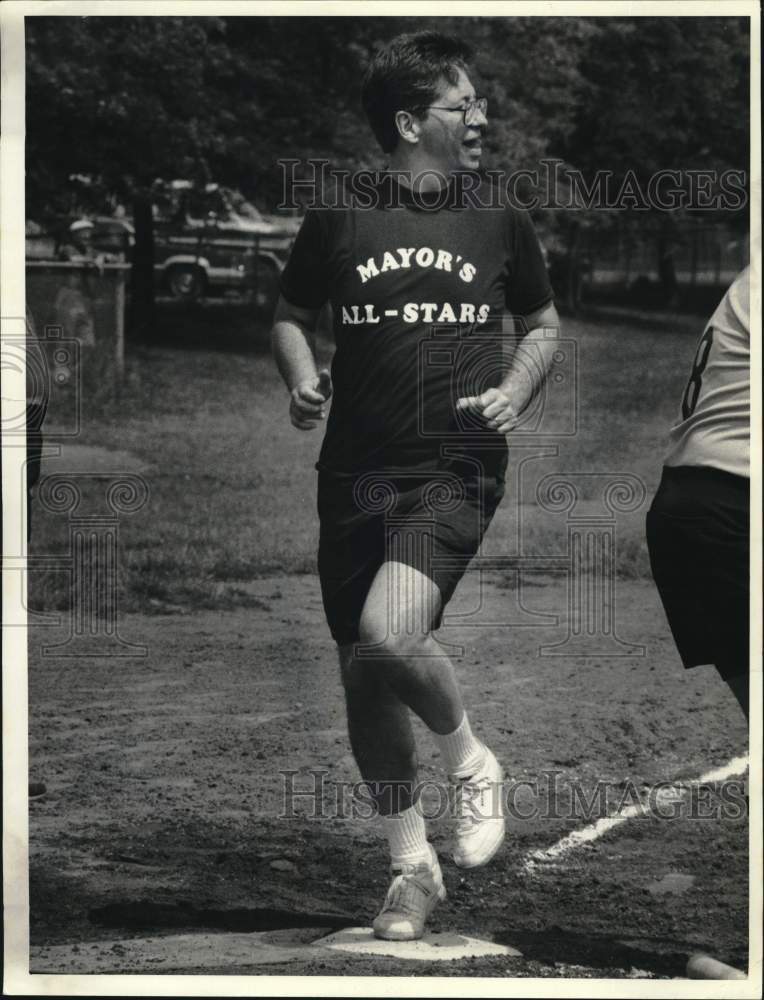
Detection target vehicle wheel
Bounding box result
[166,265,205,300]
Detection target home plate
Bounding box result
[316,927,522,961]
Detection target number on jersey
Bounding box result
[681,327,714,420]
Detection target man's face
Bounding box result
[415,67,486,176]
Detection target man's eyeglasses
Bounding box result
[425,97,488,126]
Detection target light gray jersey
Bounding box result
[665,266,750,478]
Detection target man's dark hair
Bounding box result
[362,31,473,154]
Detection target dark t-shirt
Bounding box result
[280,173,553,474]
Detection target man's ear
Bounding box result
[394,110,420,146]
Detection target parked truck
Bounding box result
[151,180,299,310]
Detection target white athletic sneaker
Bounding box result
[451,745,505,868]
[372,844,446,941]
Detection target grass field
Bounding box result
[29,301,706,612]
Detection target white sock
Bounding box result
[434,713,485,778]
[380,804,432,866]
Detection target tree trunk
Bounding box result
[130,192,155,336]
[689,220,698,288]
[564,221,582,314]
[657,227,678,307]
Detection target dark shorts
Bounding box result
[27,403,45,543]
[317,460,506,645]
[646,464,749,679]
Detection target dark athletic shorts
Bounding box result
[317,459,506,645]
[27,402,45,543]
[646,464,749,679]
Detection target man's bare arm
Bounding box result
[457,301,561,434]
[497,301,561,413]
[271,295,332,430]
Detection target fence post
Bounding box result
[113,264,126,381]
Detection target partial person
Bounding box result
[647,265,750,720]
[271,31,559,940]
[647,264,751,981]
[26,306,49,800]
[57,218,97,263]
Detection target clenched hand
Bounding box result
[456,388,520,434]
[290,369,333,430]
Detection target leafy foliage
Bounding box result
[26,15,749,238]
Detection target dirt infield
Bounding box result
[28,571,748,979]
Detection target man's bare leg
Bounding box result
[337,560,506,938]
[348,561,504,865]
[339,639,445,940]
[356,560,465,734]
[338,644,419,815]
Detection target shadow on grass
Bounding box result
[128,298,273,355]
[26,566,279,615]
[572,303,706,336]
[127,299,334,358]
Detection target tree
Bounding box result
[559,16,750,304]
[27,16,232,331]
[26,14,750,320]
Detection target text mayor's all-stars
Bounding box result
[341,301,492,325]
[345,245,491,325]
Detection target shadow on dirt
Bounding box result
[88,900,354,934]
[496,926,708,977]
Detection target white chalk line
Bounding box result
[524,753,749,870]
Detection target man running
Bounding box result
[272,31,559,940]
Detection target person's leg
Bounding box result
[357,560,465,733]
[358,560,504,869]
[26,423,43,544]
[648,467,750,726]
[338,641,444,940]
[338,642,420,817]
